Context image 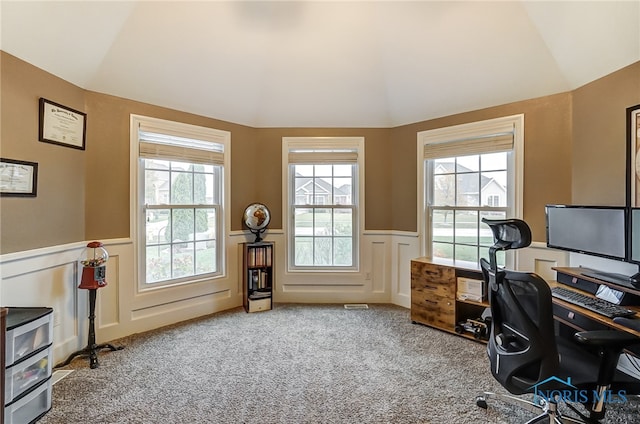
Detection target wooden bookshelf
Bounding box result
[241,242,274,313]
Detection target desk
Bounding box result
[410,260,640,350]
[550,268,640,348]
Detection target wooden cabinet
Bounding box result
[411,260,456,329]
[241,242,274,313]
[411,258,489,342]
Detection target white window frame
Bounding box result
[283,137,365,272]
[417,114,524,269]
[131,115,231,291]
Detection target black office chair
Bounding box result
[476,218,640,423]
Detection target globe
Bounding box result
[243,203,271,242]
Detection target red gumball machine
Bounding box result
[60,241,123,369]
[79,241,109,289]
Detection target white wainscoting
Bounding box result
[1,234,563,366]
[516,241,570,282]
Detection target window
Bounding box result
[284,137,364,270]
[132,115,230,288]
[487,195,500,207]
[418,115,523,268]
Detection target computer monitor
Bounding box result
[629,208,640,265]
[545,205,627,261]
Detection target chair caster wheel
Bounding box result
[476,396,488,409]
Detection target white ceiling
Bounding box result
[2,1,639,128]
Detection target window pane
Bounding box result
[454,211,478,245]
[432,210,453,243]
[294,237,313,265]
[196,241,216,274]
[333,209,352,236]
[147,245,171,283]
[314,237,332,265]
[172,243,194,278]
[314,180,331,205]
[294,164,313,177]
[333,178,352,205]
[171,161,190,171]
[294,208,312,235]
[432,241,453,260]
[481,152,507,171]
[457,155,479,172]
[145,169,169,205]
[333,164,352,177]
[334,238,352,266]
[456,244,478,264]
[194,208,211,239]
[456,173,479,206]
[171,171,193,204]
[480,211,506,247]
[434,157,455,175]
[314,164,331,177]
[172,209,194,242]
[314,208,331,236]
[192,166,210,204]
[146,209,170,245]
[294,177,312,205]
[481,171,507,206]
[433,174,455,206]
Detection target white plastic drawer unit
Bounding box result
[3,378,52,424]
[5,345,52,404]
[5,307,53,366]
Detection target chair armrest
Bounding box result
[574,330,640,350]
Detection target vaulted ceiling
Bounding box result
[2,1,639,128]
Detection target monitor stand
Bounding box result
[581,269,640,289]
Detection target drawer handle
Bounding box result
[424,299,438,305]
[424,285,438,290]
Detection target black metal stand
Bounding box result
[58,288,123,369]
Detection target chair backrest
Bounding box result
[481,218,559,394]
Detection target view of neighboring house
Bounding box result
[434,161,506,207]
[294,174,352,205]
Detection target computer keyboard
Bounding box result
[551,286,637,319]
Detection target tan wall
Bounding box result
[572,61,640,205]
[2,50,638,253]
[83,91,257,239]
[390,93,573,241]
[1,53,86,252]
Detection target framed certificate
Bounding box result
[39,98,86,150]
[628,104,640,207]
[0,158,38,197]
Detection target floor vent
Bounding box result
[52,370,74,386]
[344,304,369,310]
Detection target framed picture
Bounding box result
[628,104,640,207]
[0,158,38,197]
[39,98,86,150]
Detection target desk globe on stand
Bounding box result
[243,203,271,242]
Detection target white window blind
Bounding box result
[137,121,225,165]
[422,122,514,159]
[287,139,360,164]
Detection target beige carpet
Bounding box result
[41,304,639,423]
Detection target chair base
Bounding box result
[476,391,593,424]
